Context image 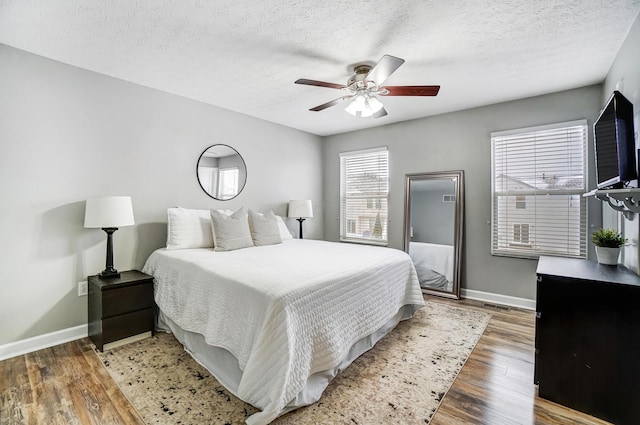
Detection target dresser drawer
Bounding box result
[102,282,154,318]
[102,307,155,344]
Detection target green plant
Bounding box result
[591,228,627,248]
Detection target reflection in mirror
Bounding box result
[403,171,464,299]
[197,144,247,200]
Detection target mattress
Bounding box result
[143,239,424,424]
[409,241,454,283]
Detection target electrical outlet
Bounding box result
[78,281,88,297]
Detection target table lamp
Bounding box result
[288,200,313,239]
[84,196,135,278]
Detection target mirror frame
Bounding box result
[196,144,247,201]
[403,170,464,299]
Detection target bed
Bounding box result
[408,242,454,291]
[143,229,424,424]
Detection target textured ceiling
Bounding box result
[1,0,640,136]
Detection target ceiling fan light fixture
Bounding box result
[368,96,384,113]
[345,94,383,118]
[345,94,366,116]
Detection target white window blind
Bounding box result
[491,120,587,258]
[218,167,239,200]
[340,147,389,245]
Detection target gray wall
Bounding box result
[602,13,640,273]
[323,86,603,300]
[0,45,323,346]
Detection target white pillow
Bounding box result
[275,215,293,240]
[166,207,233,250]
[210,207,254,252]
[249,210,282,246]
[253,211,293,240]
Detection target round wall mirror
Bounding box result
[196,144,247,200]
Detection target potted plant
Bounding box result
[591,228,627,265]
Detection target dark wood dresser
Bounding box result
[535,255,640,424]
[88,270,155,351]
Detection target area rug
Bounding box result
[96,301,490,424]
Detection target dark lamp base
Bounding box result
[296,217,306,239]
[100,269,121,279]
[100,227,121,279]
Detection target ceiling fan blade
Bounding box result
[309,96,353,111]
[295,79,347,90]
[365,55,405,86]
[373,107,388,119]
[381,85,440,96]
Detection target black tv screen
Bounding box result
[594,91,637,189]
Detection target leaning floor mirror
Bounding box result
[403,171,464,299]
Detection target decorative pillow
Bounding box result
[249,210,282,246]
[166,207,233,250]
[166,207,213,249]
[275,215,293,240]
[210,207,254,252]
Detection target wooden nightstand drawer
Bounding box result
[102,308,154,343]
[102,283,154,318]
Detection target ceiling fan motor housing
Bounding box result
[347,64,374,88]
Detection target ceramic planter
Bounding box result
[595,246,620,265]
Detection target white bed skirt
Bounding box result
[157,303,421,421]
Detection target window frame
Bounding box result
[515,195,527,210]
[491,120,588,259]
[512,223,531,244]
[339,147,389,246]
[218,167,239,200]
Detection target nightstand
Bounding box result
[88,270,155,351]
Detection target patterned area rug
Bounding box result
[96,301,490,424]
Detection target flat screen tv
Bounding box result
[594,90,637,189]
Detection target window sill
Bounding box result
[508,242,533,248]
[340,238,388,247]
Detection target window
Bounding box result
[340,147,389,245]
[218,167,239,200]
[513,223,531,244]
[491,120,587,258]
[366,198,382,209]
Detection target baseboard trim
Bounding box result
[102,331,152,351]
[0,324,88,361]
[461,288,536,311]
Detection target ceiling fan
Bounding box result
[295,54,440,118]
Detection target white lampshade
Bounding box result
[345,95,366,116]
[84,196,135,228]
[288,200,313,218]
[367,96,384,113]
[345,94,384,117]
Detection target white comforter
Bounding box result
[409,241,454,282]
[143,239,424,425]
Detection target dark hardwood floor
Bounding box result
[0,297,611,425]
[430,297,610,425]
[0,338,143,425]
